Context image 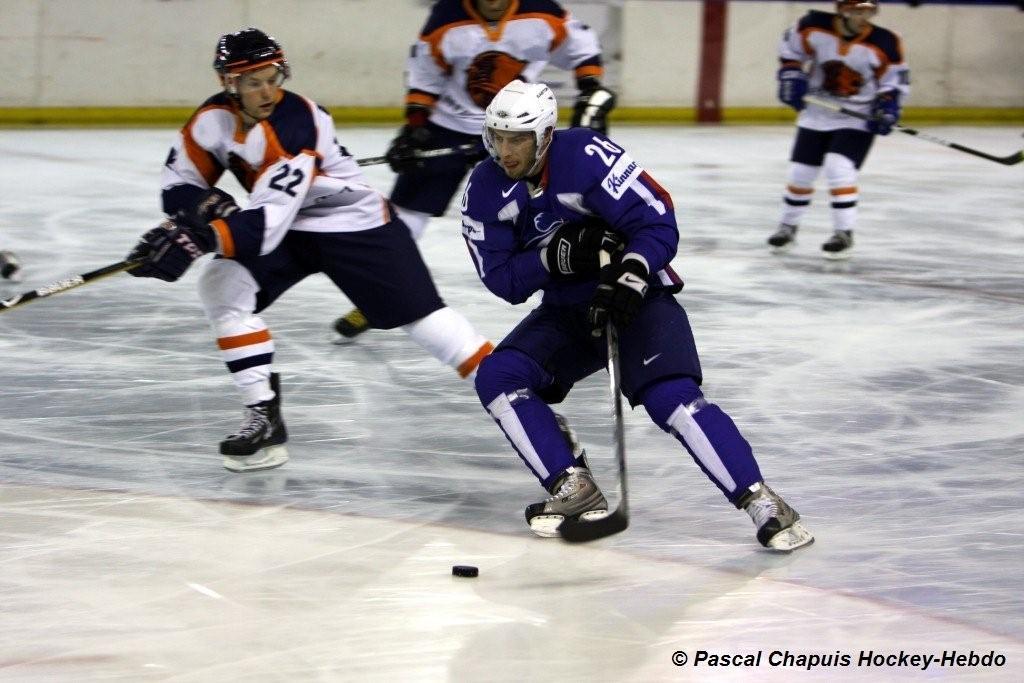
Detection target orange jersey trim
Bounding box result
[184,105,231,186]
[217,328,272,351]
[210,218,235,258]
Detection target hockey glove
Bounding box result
[543,219,624,278]
[588,258,649,336]
[127,217,216,283]
[867,91,901,136]
[386,106,434,174]
[777,64,808,112]
[571,78,617,134]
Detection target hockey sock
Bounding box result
[641,377,762,503]
[824,152,859,232]
[394,206,431,241]
[402,307,493,379]
[476,349,576,490]
[214,315,275,406]
[779,162,820,227]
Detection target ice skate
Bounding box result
[221,373,289,472]
[0,251,21,282]
[767,224,797,252]
[525,467,609,538]
[821,230,853,260]
[331,308,371,344]
[739,482,813,552]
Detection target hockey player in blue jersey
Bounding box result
[462,80,813,551]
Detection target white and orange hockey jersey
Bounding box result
[161,91,390,260]
[405,0,604,135]
[781,10,910,132]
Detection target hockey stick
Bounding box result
[804,95,1024,166]
[560,251,630,543]
[0,257,146,314]
[355,143,482,167]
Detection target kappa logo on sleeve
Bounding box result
[601,154,642,200]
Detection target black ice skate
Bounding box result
[525,466,609,538]
[767,224,797,252]
[220,373,289,472]
[0,251,21,281]
[738,482,813,552]
[821,230,853,260]
[331,308,371,344]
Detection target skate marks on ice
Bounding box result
[0,484,1021,681]
[0,126,1022,678]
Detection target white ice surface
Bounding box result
[1,124,1022,681]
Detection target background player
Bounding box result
[126,28,492,473]
[768,0,910,259]
[332,0,616,341]
[462,80,813,551]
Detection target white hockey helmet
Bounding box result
[483,80,558,175]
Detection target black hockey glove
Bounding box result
[127,216,216,283]
[385,124,433,173]
[543,219,623,278]
[588,258,649,336]
[571,77,617,134]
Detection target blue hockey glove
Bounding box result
[868,91,901,136]
[543,219,623,278]
[127,217,216,282]
[589,258,649,335]
[777,64,808,112]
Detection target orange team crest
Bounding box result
[466,51,528,108]
[822,60,864,97]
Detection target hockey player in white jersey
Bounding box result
[768,0,910,259]
[125,28,493,472]
[332,0,617,341]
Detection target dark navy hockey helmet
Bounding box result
[836,0,878,13]
[213,28,290,79]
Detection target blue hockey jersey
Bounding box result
[461,127,682,306]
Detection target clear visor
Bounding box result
[224,62,289,94]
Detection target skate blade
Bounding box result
[330,333,360,346]
[222,445,289,473]
[769,242,795,254]
[822,250,852,261]
[529,509,610,538]
[766,521,814,552]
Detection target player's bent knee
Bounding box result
[474,349,549,406]
[640,376,705,431]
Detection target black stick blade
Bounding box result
[559,509,629,543]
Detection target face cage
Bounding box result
[223,62,290,97]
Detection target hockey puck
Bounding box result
[452,565,479,578]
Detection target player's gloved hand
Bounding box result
[127,216,216,283]
[571,77,617,134]
[867,91,900,136]
[589,257,649,336]
[543,218,623,278]
[777,64,808,112]
[385,124,433,173]
[190,187,240,223]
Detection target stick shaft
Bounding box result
[0,257,145,313]
[804,95,1023,166]
[355,143,481,167]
